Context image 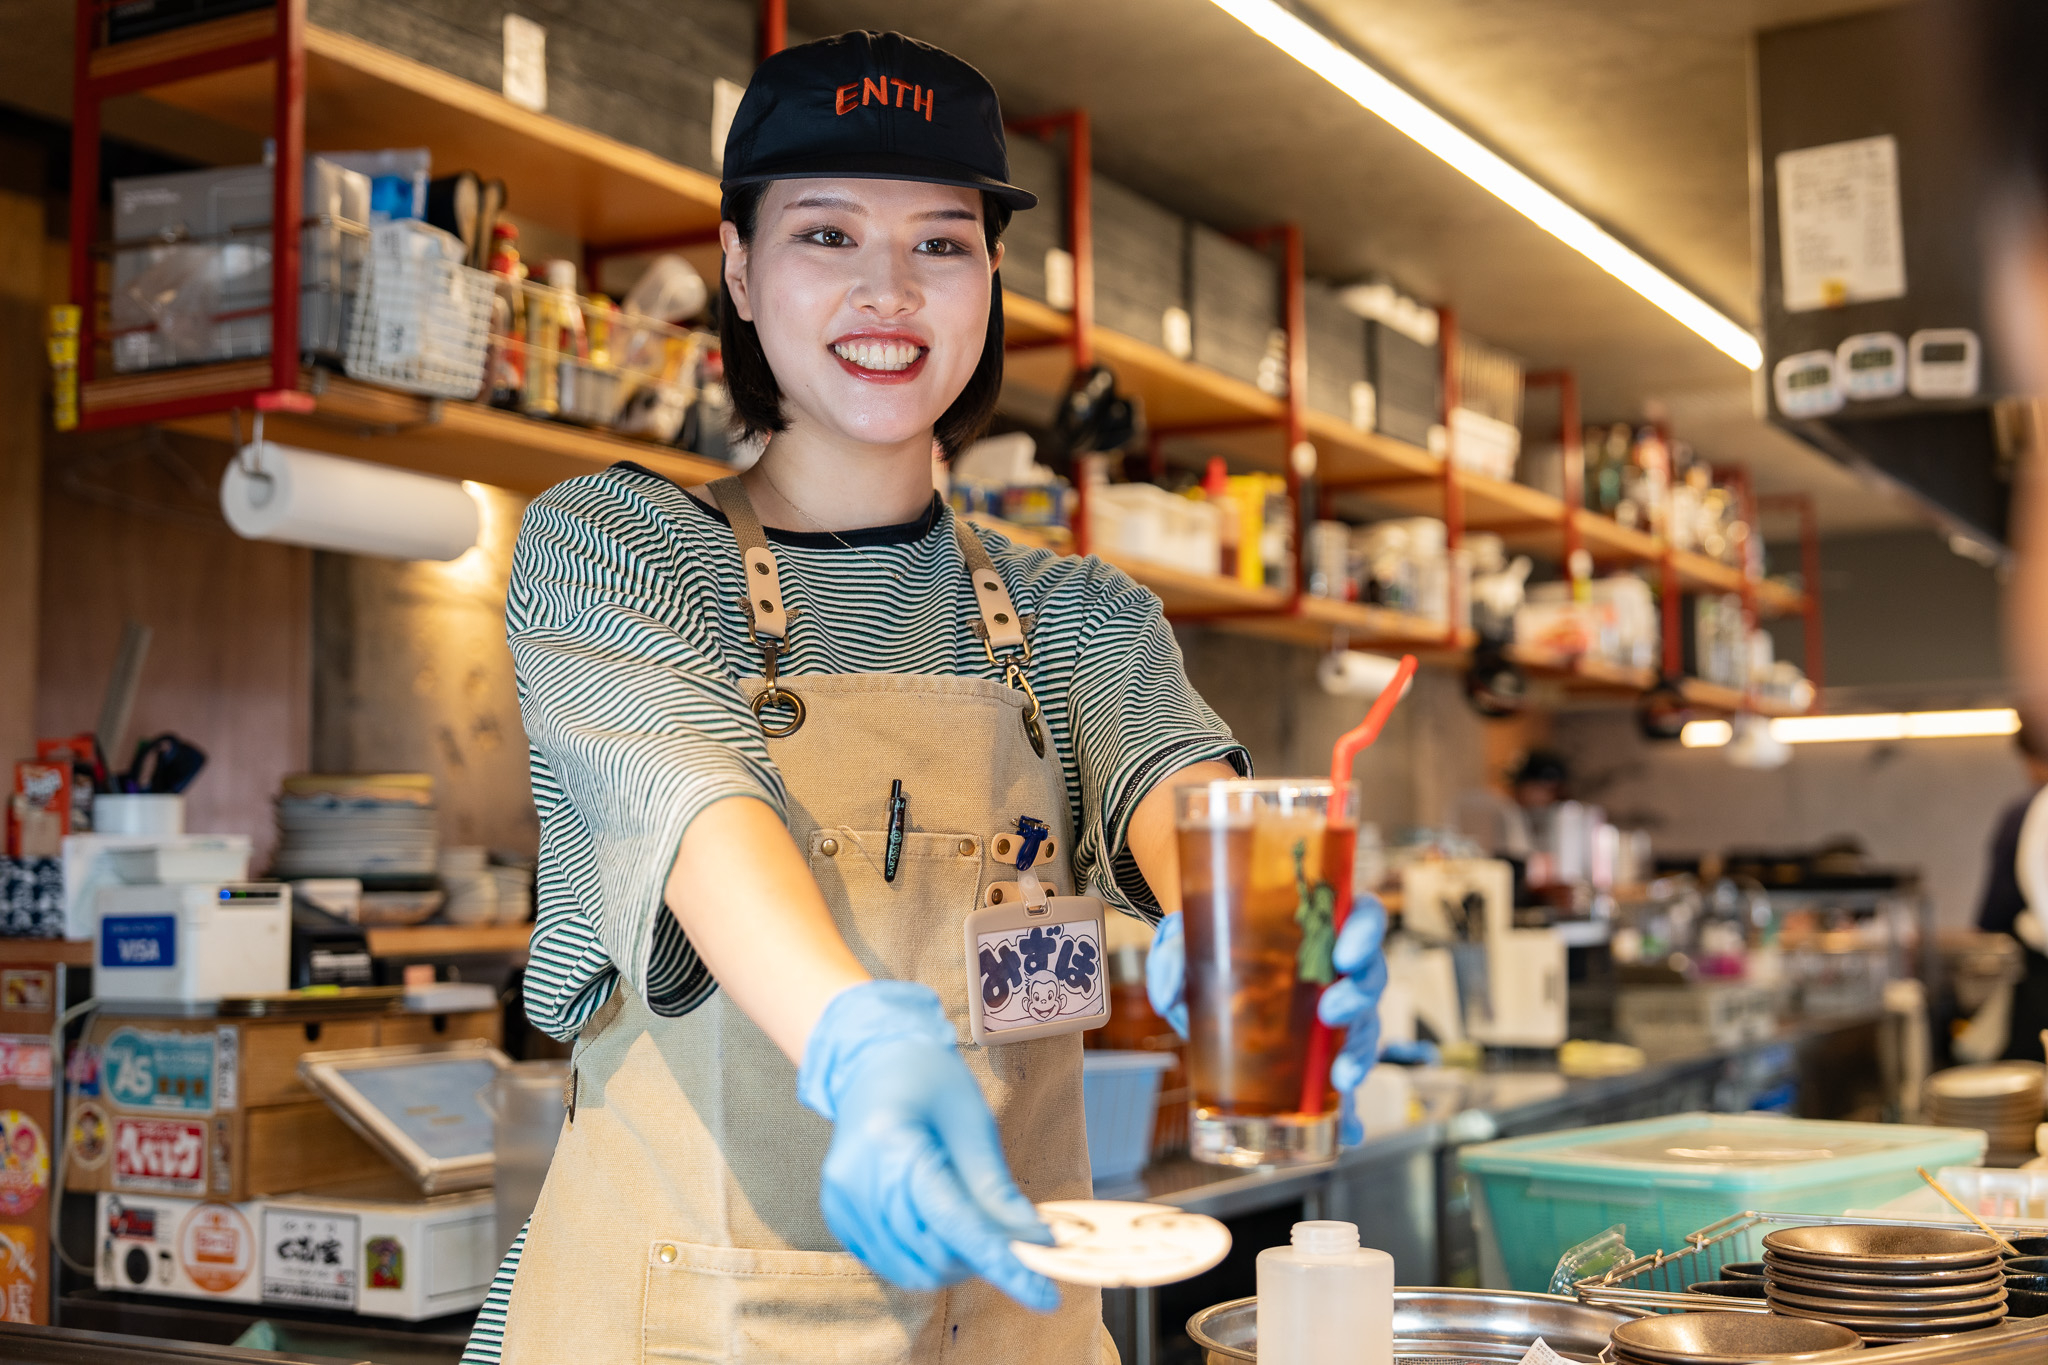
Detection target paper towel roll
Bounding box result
[221,442,480,561]
[1316,649,1407,698]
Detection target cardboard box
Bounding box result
[1190,223,1281,392]
[94,1180,496,1320]
[1091,174,1186,352]
[66,1009,501,1203]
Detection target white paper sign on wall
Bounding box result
[1776,134,1906,312]
[502,15,547,114]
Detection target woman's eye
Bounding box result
[917,237,970,256]
[803,228,852,247]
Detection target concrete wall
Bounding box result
[311,485,538,857]
[307,0,756,178]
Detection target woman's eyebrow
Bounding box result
[912,208,980,223]
[786,194,866,213]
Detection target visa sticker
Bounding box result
[100,915,176,970]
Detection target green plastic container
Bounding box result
[1458,1112,1987,1292]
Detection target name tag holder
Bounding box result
[962,870,1108,1045]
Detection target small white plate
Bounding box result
[1011,1200,1231,1288]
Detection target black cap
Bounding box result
[721,31,1036,215]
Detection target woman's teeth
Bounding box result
[832,340,921,372]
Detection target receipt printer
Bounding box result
[94,882,291,1003]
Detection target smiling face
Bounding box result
[722,178,1002,455]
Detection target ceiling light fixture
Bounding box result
[1679,708,2020,749]
[1203,0,1764,370]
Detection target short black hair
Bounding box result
[718,182,1013,458]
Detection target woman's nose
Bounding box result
[849,244,923,317]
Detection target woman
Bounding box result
[468,31,1387,1364]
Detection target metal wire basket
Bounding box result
[1573,1209,2044,1316]
[343,220,495,399]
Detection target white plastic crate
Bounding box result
[344,220,494,399]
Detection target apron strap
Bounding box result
[709,476,806,737]
[953,518,1028,655]
[709,476,790,646]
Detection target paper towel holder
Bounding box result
[221,413,482,562]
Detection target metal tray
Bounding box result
[1189,1287,1642,1364]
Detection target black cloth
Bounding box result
[1978,790,2048,1063]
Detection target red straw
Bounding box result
[1298,654,1419,1118]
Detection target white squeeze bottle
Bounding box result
[1256,1220,1395,1365]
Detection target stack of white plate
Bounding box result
[1926,1063,2047,1163]
[271,773,438,882]
[1762,1224,2007,1344]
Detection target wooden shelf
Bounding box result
[0,939,94,966]
[364,922,532,958]
[1507,647,1656,695]
[1756,579,1811,617]
[84,363,733,496]
[125,18,724,246]
[1671,549,1745,596]
[1679,678,1747,713]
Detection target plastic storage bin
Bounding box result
[1083,1050,1176,1184]
[1458,1112,1987,1293]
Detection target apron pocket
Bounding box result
[642,1238,934,1364]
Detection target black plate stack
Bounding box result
[1607,1311,1862,1365]
[1761,1225,2007,1344]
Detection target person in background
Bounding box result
[1974,725,2048,1061]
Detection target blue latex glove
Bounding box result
[1316,896,1390,1146]
[796,980,1057,1311]
[1147,897,1391,1145]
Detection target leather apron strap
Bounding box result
[710,476,804,735]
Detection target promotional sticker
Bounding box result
[263,1207,359,1310]
[0,971,50,1014]
[99,913,176,970]
[0,1036,52,1090]
[366,1236,404,1290]
[178,1202,254,1294]
[210,1117,232,1195]
[67,1042,99,1097]
[975,920,1104,1032]
[112,1117,206,1195]
[68,1102,108,1170]
[102,1027,215,1114]
[0,1223,36,1323]
[0,1113,47,1217]
[213,1027,239,1112]
[105,1199,156,1241]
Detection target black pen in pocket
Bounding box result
[884,779,907,882]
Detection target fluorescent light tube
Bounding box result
[1205,0,1763,370]
[1681,709,2019,749]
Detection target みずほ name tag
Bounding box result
[962,879,1108,1045]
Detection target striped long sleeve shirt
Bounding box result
[462,463,1247,1363]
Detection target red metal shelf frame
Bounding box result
[70,0,316,425]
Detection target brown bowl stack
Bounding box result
[1608,1310,1862,1365]
[1761,1225,2007,1344]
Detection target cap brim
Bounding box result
[722,152,1037,211]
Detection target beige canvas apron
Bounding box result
[500,479,1114,1364]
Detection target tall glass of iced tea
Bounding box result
[1175,779,1357,1167]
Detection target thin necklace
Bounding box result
[755,462,909,585]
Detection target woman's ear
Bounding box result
[989,239,1006,276]
[720,220,754,322]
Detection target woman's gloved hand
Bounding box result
[1316,896,1390,1146]
[796,980,1058,1311]
[1146,896,1392,1145]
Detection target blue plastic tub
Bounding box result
[1458,1112,1987,1292]
[1082,1050,1176,1184]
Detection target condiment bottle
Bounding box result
[1256,1220,1393,1365]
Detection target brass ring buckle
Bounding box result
[751,686,806,738]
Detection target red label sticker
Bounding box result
[113,1118,206,1194]
[0,1113,47,1217]
[0,972,50,1015]
[0,1036,52,1090]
